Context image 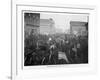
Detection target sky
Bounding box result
[40,12,88,33]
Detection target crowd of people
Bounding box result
[24,30,88,66]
